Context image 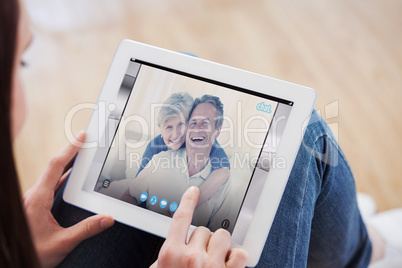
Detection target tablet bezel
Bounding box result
[63,39,316,267]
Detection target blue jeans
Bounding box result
[52,110,372,267]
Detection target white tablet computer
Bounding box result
[63,39,316,267]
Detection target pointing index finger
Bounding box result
[166,186,200,245]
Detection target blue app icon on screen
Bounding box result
[169,202,178,212]
[150,195,158,205]
[140,192,148,202]
[160,199,168,209]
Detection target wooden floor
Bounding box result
[15,0,402,212]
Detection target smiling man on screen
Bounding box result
[123,95,231,230]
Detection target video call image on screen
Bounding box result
[92,60,293,234]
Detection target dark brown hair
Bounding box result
[0,0,40,267]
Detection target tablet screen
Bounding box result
[86,59,293,243]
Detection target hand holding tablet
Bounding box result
[23,132,114,268]
[63,40,316,266]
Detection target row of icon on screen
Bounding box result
[140,192,178,212]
